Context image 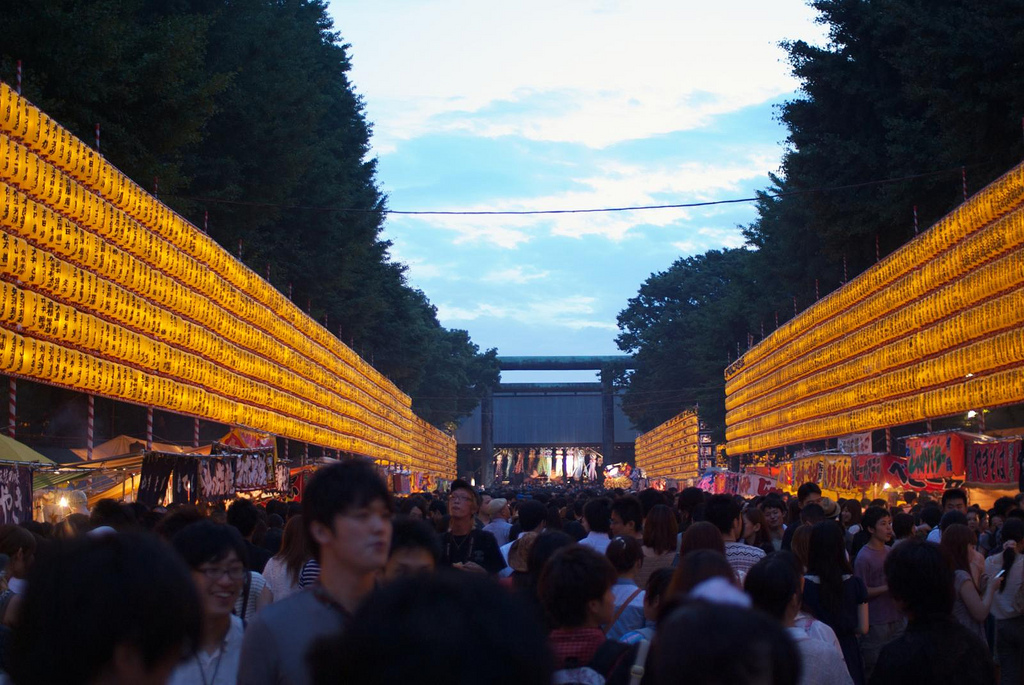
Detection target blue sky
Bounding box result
[327,1,826,382]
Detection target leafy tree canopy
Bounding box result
[0,0,498,428]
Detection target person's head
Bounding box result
[226,499,261,540]
[807,520,850,576]
[383,517,441,581]
[885,538,954,621]
[276,514,310,583]
[643,504,679,554]
[89,499,135,531]
[841,500,862,528]
[642,567,675,622]
[939,523,975,574]
[796,482,822,507]
[998,518,1024,593]
[993,496,1018,518]
[704,494,742,540]
[310,572,552,685]
[583,497,612,535]
[303,460,394,574]
[862,506,892,544]
[606,535,644,576]
[919,504,942,529]
[652,602,800,685]
[668,549,736,597]
[517,500,548,534]
[539,545,617,629]
[172,521,247,621]
[965,509,982,534]
[938,510,968,537]
[10,533,201,685]
[798,502,825,526]
[990,512,1005,532]
[399,496,428,520]
[679,521,726,557]
[637,488,667,518]
[744,551,803,623]
[479,494,493,518]
[610,496,644,538]
[892,513,914,541]
[741,506,770,547]
[526,531,575,586]
[447,479,479,521]
[761,497,786,532]
[790,524,812,572]
[154,506,205,542]
[0,525,37,579]
[676,487,705,524]
[942,488,968,514]
[486,498,510,522]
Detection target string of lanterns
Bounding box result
[635,410,699,479]
[0,82,454,477]
[725,161,1024,455]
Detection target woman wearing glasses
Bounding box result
[169,521,248,685]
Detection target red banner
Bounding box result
[851,454,883,486]
[792,456,824,488]
[906,432,966,479]
[738,473,777,497]
[965,440,1021,487]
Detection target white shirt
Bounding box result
[579,531,611,555]
[926,526,942,543]
[168,614,244,685]
[788,626,854,685]
[262,556,300,603]
[483,519,513,547]
[606,580,645,640]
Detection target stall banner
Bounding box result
[838,433,873,454]
[0,464,32,524]
[275,463,290,493]
[778,462,794,489]
[235,453,271,491]
[172,457,199,505]
[738,473,777,497]
[880,455,951,493]
[792,456,824,488]
[696,473,715,493]
[965,440,1022,488]
[906,433,966,479]
[822,456,853,493]
[137,454,175,507]
[851,454,885,487]
[200,458,236,502]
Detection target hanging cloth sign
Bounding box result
[738,473,777,497]
[822,456,853,492]
[275,463,290,493]
[838,433,873,454]
[200,457,236,503]
[792,456,824,488]
[137,453,175,508]
[851,454,885,487]
[172,456,199,505]
[0,463,32,524]
[906,432,966,479]
[235,453,270,491]
[965,440,1022,488]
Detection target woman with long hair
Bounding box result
[803,520,868,685]
[984,517,1024,685]
[679,521,726,558]
[940,523,1000,645]
[261,515,308,602]
[741,506,774,555]
[638,504,678,588]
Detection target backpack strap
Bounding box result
[627,639,651,685]
[607,587,644,633]
[589,640,635,682]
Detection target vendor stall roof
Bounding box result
[0,434,55,465]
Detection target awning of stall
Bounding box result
[0,434,56,465]
[70,435,190,461]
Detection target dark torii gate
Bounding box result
[477,355,634,485]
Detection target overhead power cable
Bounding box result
[168,162,991,218]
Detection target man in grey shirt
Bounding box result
[238,459,394,685]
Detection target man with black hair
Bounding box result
[499,499,547,574]
[439,479,505,574]
[781,483,822,550]
[540,546,635,683]
[854,507,903,681]
[675,487,705,535]
[383,517,441,581]
[705,494,765,582]
[762,496,787,552]
[238,459,393,685]
[871,539,995,684]
[10,533,202,685]
[927,489,969,542]
[564,499,587,541]
[609,496,644,540]
[227,499,273,573]
[580,497,613,554]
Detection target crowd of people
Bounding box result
[0,461,1020,684]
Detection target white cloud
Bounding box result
[330,0,826,150]
[481,266,550,284]
[436,295,617,331]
